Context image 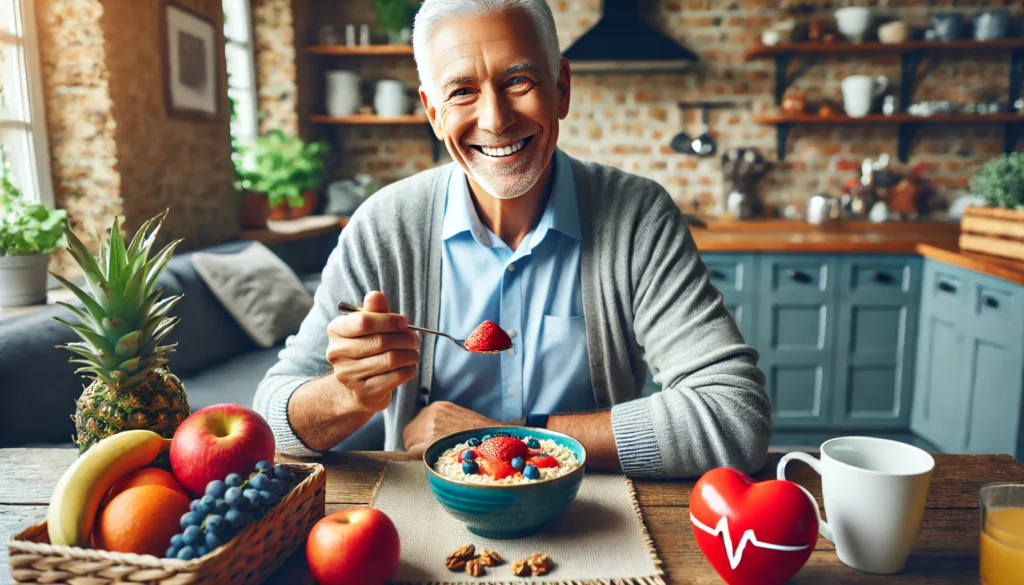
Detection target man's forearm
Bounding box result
[288,375,377,452]
[542,410,621,472]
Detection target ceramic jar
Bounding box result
[374,80,408,118]
[325,71,361,117]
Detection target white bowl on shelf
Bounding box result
[836,7,872,43]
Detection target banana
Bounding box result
[47,429,172,547]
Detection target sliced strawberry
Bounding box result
[477,436,529,462]
[463,320,513,353]
[527,455,559,469]
[478,458,518,480]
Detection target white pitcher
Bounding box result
[325,70,360,117]
[841,75,888,118]
[374,80,408,118]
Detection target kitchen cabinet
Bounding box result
[911,259,1024,458]
[702,253,757,343]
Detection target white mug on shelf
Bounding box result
[841,75,888,117]
[374,79,408,118]
[325,70,361,117]
[777,436,935,574]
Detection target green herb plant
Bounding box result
[234,130,330,209]
[374,0,419,34]
[970,152,1024,211]
[0,146,67,256]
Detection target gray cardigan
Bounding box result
[253,155,773,478]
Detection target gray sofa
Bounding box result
[0,238,384,451]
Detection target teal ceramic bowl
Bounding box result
[423,426,587,539]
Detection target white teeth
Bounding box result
[479,139,526,157]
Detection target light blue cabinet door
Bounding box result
[832,256,921,429]
[964,331,1024,456]
[757,254,838,429]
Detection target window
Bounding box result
[0,0,53,204]
[223,0,258,144]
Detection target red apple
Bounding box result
[170,403,276,497]
[306,508,401,585]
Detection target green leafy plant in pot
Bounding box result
[374,0,419,44]
[0,147,68,307]
[234,129,331,227]
[970,152,1024,211]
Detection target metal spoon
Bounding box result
[691,105,716,157]
[337,302,509,354]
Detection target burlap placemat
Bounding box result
[371,461,665,585]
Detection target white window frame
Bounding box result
[0,0,54,205]
[223,0,258,143]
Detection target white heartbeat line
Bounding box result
[690,514,810,570]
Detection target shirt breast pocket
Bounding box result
[537,314,589,380]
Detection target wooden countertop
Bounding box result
[689,220,1024,286]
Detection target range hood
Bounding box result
[561,0,698,74]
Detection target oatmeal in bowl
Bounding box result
[424,427,587,539]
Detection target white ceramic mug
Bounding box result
[777,436,935,574]
[374,79,408,118]
[841,75,888,117]
[325,70,361,117]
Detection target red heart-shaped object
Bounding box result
[690,468,819,585]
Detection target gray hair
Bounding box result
[412,0,562,101]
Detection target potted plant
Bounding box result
[0,150,68,307]
[374,0,419,44]
[958,153,1024,260]
[235,130,331,226]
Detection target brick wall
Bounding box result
[272,0,1022,215]
[254,0,299,135]
[37,0,236,278]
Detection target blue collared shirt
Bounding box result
[431,149,595,421]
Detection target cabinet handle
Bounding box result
[709,269,726,280]
[870,271,893,284]
[984,296,1000,309]
[787,270,811,283]
[937,280,958,294]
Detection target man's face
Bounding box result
[420,10,570,200]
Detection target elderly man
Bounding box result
[254,0,771,478]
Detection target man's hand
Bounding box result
[403,401,500,457]
[326,291,420,415]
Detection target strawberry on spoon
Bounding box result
[337,303,512,355]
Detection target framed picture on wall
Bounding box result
[161,0,220,120]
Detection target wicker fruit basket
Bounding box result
[5,463,325,585]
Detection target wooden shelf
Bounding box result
[745,39,1024,60]
[305,45,413,56]
[754,113,1024,125]
[309,114,428,125]
[240,215,350,245]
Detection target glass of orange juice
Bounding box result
[980,483,1024,585]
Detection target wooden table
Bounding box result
[2,449,1022,584]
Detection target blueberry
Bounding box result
[197,545,209,557]
[189,499,200,511]
[462,460,479,474]
[268,478,285,496]
[194,502,210,516]
[180,511,203,529]
[250,473,270,490]
[526,438,541,449]
[225,473,243,488]
[225,508,245,528]
[176,546,196,560]
[166,545,179,559]
[205,480,227,498]
[205,514,225,534]
[182,525,203,545]
[255,460,271,472]
[511,457,525,471]
[224,487,242,506]
[171,533,184,548]
[258,489,276,505]
[243,489,260,509]
[272,464,290,481]
[467,437,482,447]
[523,465,540,480]
[461,449,475,461]
[482,434,492,441]
[205,531,222,550]
[214,499,228,515]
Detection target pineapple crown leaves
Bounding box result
[52,210,184,388]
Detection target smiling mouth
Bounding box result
[471,136,533,158]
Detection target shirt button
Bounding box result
[507,264,516,272]
[508,387,517,396]
[508,330,517,338]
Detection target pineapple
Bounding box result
[51,211,190,454]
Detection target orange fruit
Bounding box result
[94,485,191,556]
[106,468,189,502]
